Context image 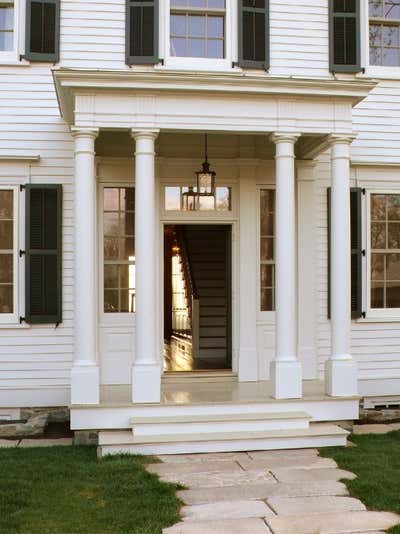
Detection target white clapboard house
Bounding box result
[0,0,399,455]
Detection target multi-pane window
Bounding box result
[103,187,136,313]
[0,190,14,314]
[0,1,14,51]
[260,189,275,311]
[370,193,400,308]
[170,0,225,59]
[164,186,231,211]
[369,0,400,65]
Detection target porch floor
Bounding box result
[98,379,359,407]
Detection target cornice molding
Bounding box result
[52,68,377,125]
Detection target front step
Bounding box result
[130,411,311,436]
[98,423,349,457]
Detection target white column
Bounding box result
[325,135,358,396]
[131,130,161,404]
[270,133,302,399]
[70,127,100,405]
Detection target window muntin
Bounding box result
[103,187,136,313]
[0,2,14,52]
[260,189,275,312]
[0,189,14,314]
[369,0,400,66]
[370,193,400,309]
[170,0,225,59]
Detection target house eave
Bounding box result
[52,68,378,126]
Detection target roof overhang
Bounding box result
[53,68,377,126]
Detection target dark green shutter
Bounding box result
[25,185,62,324]
[238,0,269,69]
[327,187,363,320]
[126,0,158,65]
[25,0,60,62]
[329,0,361,73]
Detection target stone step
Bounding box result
[98,424,348,456]
[129,411,311,437]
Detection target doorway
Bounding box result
[164,224,232,372]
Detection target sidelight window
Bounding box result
[260,189,275,312]
[103,187,136,313]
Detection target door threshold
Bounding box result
[162,370,237,384]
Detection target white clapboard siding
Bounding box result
[0,66,74,403]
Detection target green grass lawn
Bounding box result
[0,445,182,534]
[320,429,400,534]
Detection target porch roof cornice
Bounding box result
[52,68,377,125]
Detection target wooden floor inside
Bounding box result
[163,336,230,372]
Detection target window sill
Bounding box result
[361,66,400,80]
[355,316,400,323]
[0,322,31,329]
[157,57,237,73]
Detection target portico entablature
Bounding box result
[53,69,376,153]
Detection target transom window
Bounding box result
[0,189,14,314]
[164,186,231,211]
[103,187,136,313]
[0,1,14,52]
[170,0,225,59]
[260,189,275,312]
[369,0,400,65]
[370,193,400,308]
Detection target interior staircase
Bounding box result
[98,406,349,457]
[183,225,230,367]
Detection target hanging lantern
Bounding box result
[181,186,198,211]
[196,134,216,196]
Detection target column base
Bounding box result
[71,365,99,405]
[325,358,358,397]
[132,363,161,404]
[238,347,258,382]
[270,360,302,399]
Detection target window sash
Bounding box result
[259,188,275,313]
[0,186,18,324]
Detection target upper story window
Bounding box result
[369,0,400,66]
[170,0,225,59]
[0,2,14,52]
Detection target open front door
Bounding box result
[164,224,232,372]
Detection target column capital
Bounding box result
[328,133,357,147]
[270,132,300,145]
[131,129,160,142]
[70,127,99,140]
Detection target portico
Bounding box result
[53,68,375,452]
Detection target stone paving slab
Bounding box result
[264,511,400,534]
[266,496,366,516]
[0,439,18,447]
[156,452,249,464]
[271,467,356,483]
[147,460,241,476]
[238,456,337,471]
[178,480,349,505]
[181,500,273,522]
[18,438,73,447]
[353,424,395,435]
[163,518,272,533]
[247,448,318,460]
[389,422,400,430]
[159,469,276,488]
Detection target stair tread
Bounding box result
[129,410,312,425]
[99,425,348,446]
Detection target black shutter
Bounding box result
[327,187,363,320]
[126,0,158,65]
[25,185,62,324]
[238,0,269,69]
[25,0,60,62]
[329,0,361,73]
